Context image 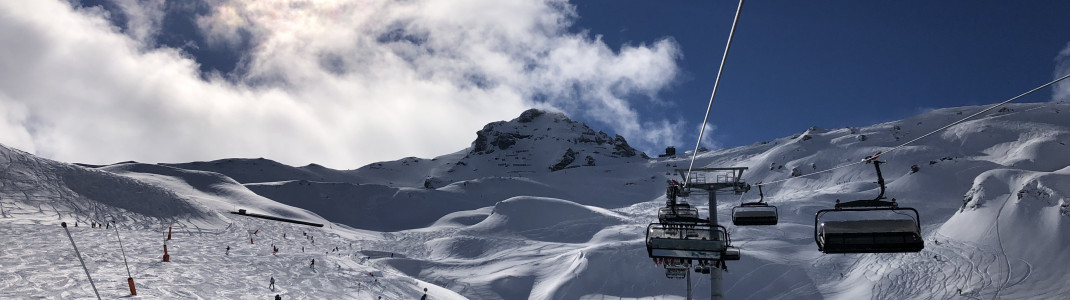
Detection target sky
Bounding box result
[1,0,1069,169]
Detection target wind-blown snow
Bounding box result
[1,104,1069,299]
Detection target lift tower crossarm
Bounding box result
[676,167,750,194]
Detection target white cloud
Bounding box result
[1054,41,1070,102]
[0,0,681,168]
[637,118,686,152]
[699,122,719,150]
[113,0,166,47]
[0,97,35,154]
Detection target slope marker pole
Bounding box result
[111,222,137,295]
[61,222,101,300]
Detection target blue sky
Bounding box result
[571,0,1070,150]
[1,0,1069,168]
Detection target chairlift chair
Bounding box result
[723,246,741,260]
[732,183,778,226]
[660,181,702,223]
[659,201,701,223]
[646,223,729,260]
[813,159,924,254]
[665,266,688,279]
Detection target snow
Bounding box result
[2,103,1069,299]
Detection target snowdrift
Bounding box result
[0,144,212,227]
[465,196,626,243]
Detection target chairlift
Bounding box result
[659,202,700,223]
[814,158,924,254]
[724,246,741,260]
[732,183,778,226]
[659,181,702,223]
[646,223,729,260]
[665,266,688,279]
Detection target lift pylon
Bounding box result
[645,167,748,300]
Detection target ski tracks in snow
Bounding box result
[0,217,433,299]
[852,231,1033,300]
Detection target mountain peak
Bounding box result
[469,108,644,159]
[412,108,650,188]
[515,108,557,123]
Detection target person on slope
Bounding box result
[275,294,281,300]
[269,276,275,290]
[226,246,230,256]
[310,258,316,270]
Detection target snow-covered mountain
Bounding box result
[176,109,656,232]
[1,104,1069,299]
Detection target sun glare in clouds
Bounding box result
[0,0,682,168]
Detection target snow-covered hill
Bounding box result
[1,103,1069,299]
[198,109,658,231]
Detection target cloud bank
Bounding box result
[0,0,680,168]
[1054,41,1070,102]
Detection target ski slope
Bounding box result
[1,104,1069,299]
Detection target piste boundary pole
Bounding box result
[61,222,102,300]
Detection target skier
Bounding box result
[422,287,429,300]
[226,246,231,256]
[273,246,278,255]
[275,294,281,300]
[269,276,275,291]
[310,258,316,270]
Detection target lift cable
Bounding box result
[757,72,1070,188]
[684,0,746,188]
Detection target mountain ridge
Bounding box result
[1,102,1068,299]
